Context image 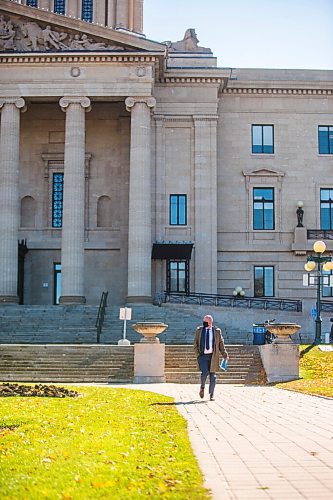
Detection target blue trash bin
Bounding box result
[253,324,266,345]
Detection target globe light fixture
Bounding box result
[313,240,326,254]
[297,200,304,208]
[304,240,333,343]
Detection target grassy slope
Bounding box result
[0,387,210,499]
[276,345,333,397]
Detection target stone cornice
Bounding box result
[162,76,224,85]
[223,87,333,96]
[0,52,159,64]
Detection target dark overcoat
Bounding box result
[193,326,228,372]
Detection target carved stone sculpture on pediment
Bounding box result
[167,28,212,53]
[0,14,125,52]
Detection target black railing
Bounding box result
[307,229,333,240]
[95,291,108,343]
[157,291,302,312]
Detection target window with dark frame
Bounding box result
[254,266,274,297]
[167,261,188,293]
[27,0,38,7]
[320,189,333,230]
[170,194,187,225]
[54,0,65,14]
[318,126,333,154]
[322,270,333,297]
[82,0,93,22]
[252,125,274,154]
[52,173,64,228]
[253,188,274,230]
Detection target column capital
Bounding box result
[0,97,26,112]
[125,96,156,112]
[59,96,91,112]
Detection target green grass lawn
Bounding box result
[276,345,333,398]
[0,386,210,499]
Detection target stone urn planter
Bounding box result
[132,322,168,343]
[265,322,301,344]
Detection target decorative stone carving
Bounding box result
[168,28,211,53]
[0,14,125,52]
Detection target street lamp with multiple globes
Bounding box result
[304,240,333,343]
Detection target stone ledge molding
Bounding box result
[59,96,91,112]
[0,54,158,64]
[163,77,223,84]
[223,88,333,96]
[125,96,156,112]
[0,96,26,111]
[193,114,218,123]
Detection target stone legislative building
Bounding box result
[0,0,333,316]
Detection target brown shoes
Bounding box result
[199,387,204,399]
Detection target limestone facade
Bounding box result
[0,1,333,316]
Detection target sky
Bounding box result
[144,0,333,70]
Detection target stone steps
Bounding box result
[0,344,266,385]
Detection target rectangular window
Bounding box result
[320,189,333,230]
[252,125,274,154]
[82,0,93,22]
[52,173,64,228]
[27,0,38,6]
[322,271,333,297]
[54,0,65,14]
[167,261,187,293]
[254,266,274,297]
[253,188,274,230]
[318,126,333,154]
[170,194,187,225]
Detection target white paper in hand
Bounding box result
[220,358,228,371]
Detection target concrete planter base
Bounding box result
[259,344,299,383]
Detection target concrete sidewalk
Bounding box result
[115,383,333,499]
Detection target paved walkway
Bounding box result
[112,383,333,499]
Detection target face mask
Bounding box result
[203,321,209,328]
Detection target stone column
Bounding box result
[125,96,156,303]
[59,96,91,304]
[194,115,218,294]
[116,0,129,28]
[0,97,26,304]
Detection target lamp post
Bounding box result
[304,240,333,344]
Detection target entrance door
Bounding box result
[166,260,189,294]
[53,263,61,304]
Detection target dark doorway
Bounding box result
[53,263,61,304]
[18,240,28,305]
[166,260,190,294]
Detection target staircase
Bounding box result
[0,344,266,385]
[0,305,98,344]
[165,345,266,384]
[0,345,134,383]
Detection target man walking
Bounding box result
[194,314,228,401]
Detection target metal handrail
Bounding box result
[95,291,108,343]
[157,291,302,312]
[307,229,333,240]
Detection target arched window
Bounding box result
[26,0,38,7]
[21,196,36,228]
[82,0,93,22]
[54,0,66,15]
[97,196,112,227]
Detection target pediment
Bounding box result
[0,0,165,53]
[242,168,285,178]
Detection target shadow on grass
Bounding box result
[300,343,317,358]
[151,400,207,406]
